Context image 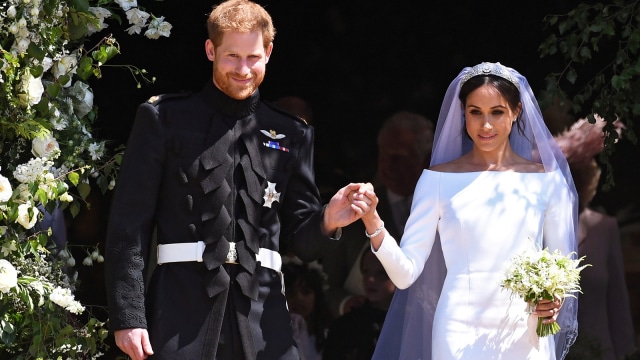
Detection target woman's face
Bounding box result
[464,84,521,153]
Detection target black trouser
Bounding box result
[217,263,247,360]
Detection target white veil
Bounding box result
[372,62,579,360]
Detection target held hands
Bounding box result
[114,328,154,360]
[323,183,376,234]
[533,297,563,324]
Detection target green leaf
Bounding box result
[70,201,81,218]
[77,182,91,200]
[46,82,62,98]
[67,172,80,186]
[27,43,46,62]
[68,0,90,12]
[77,56,94,81]
[57,74,70,87]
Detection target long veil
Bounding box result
[371,62,579,360]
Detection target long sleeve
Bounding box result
[542,170,577,255]
[105,102,165,330]
[373,170,440,289]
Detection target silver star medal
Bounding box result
[263,182,281,208]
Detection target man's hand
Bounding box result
[322,183,374,235]
[114,328,154,360]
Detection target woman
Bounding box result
[356,62,579,359]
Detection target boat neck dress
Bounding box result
[373,169,575,360]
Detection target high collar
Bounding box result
[203,80,260,119]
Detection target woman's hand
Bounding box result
[533,297,563,324]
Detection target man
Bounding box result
[322,111,434,316]
[105,1,368,359]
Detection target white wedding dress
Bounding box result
[373,169,575,360]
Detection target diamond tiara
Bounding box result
[459,62,520,91]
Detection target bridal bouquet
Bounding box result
[500,247,588,337]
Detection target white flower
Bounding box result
[125,24,143,35]
[51,55,78,87]
[1,239,17,257]
[41,56,53,72]
[15,37,30,54]
[115,0,138,11]
[18,71,44,106]
[50,286,85,314]
[0,174,12,202]
[0,259,18,293]
[88,142,104,160]
[82,256,93,266]
[156,20,172,38]
[32,134,60,158]
[125,8,149,27]
[144,16,171,39]
[69,81,94,118]
[59,192,73,202]
[13,157,53,183]
[87,7,111,35]
[7,5,17,18]
[66,257,76,267]
[16,201,40,229]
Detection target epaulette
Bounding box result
[146,92,192,105]
[264,100,309,125]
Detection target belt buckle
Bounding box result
[225,242,238,264]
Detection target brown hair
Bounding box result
[207,0,276,48]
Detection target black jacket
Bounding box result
[105,81,336,359]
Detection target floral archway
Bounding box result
[0,0,170,358]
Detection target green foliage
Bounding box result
[539,0,640,189]
[0,0,171,358]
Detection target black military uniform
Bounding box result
[105,81,337,359]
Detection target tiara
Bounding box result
[460,62,520,91]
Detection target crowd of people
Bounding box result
[97,0,637,359]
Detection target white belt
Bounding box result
[156,241,282,272]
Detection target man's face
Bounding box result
[377,129,426,196]
[206,30,272,100]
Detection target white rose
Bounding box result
[0,259,18,293]
[0,175,12,202]
[32,134,59,158]
[18,72,44,106]
[16,202,39,229]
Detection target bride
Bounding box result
[353,62,578,360]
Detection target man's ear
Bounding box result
[265,42,273,63]
[205,39,215,61]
